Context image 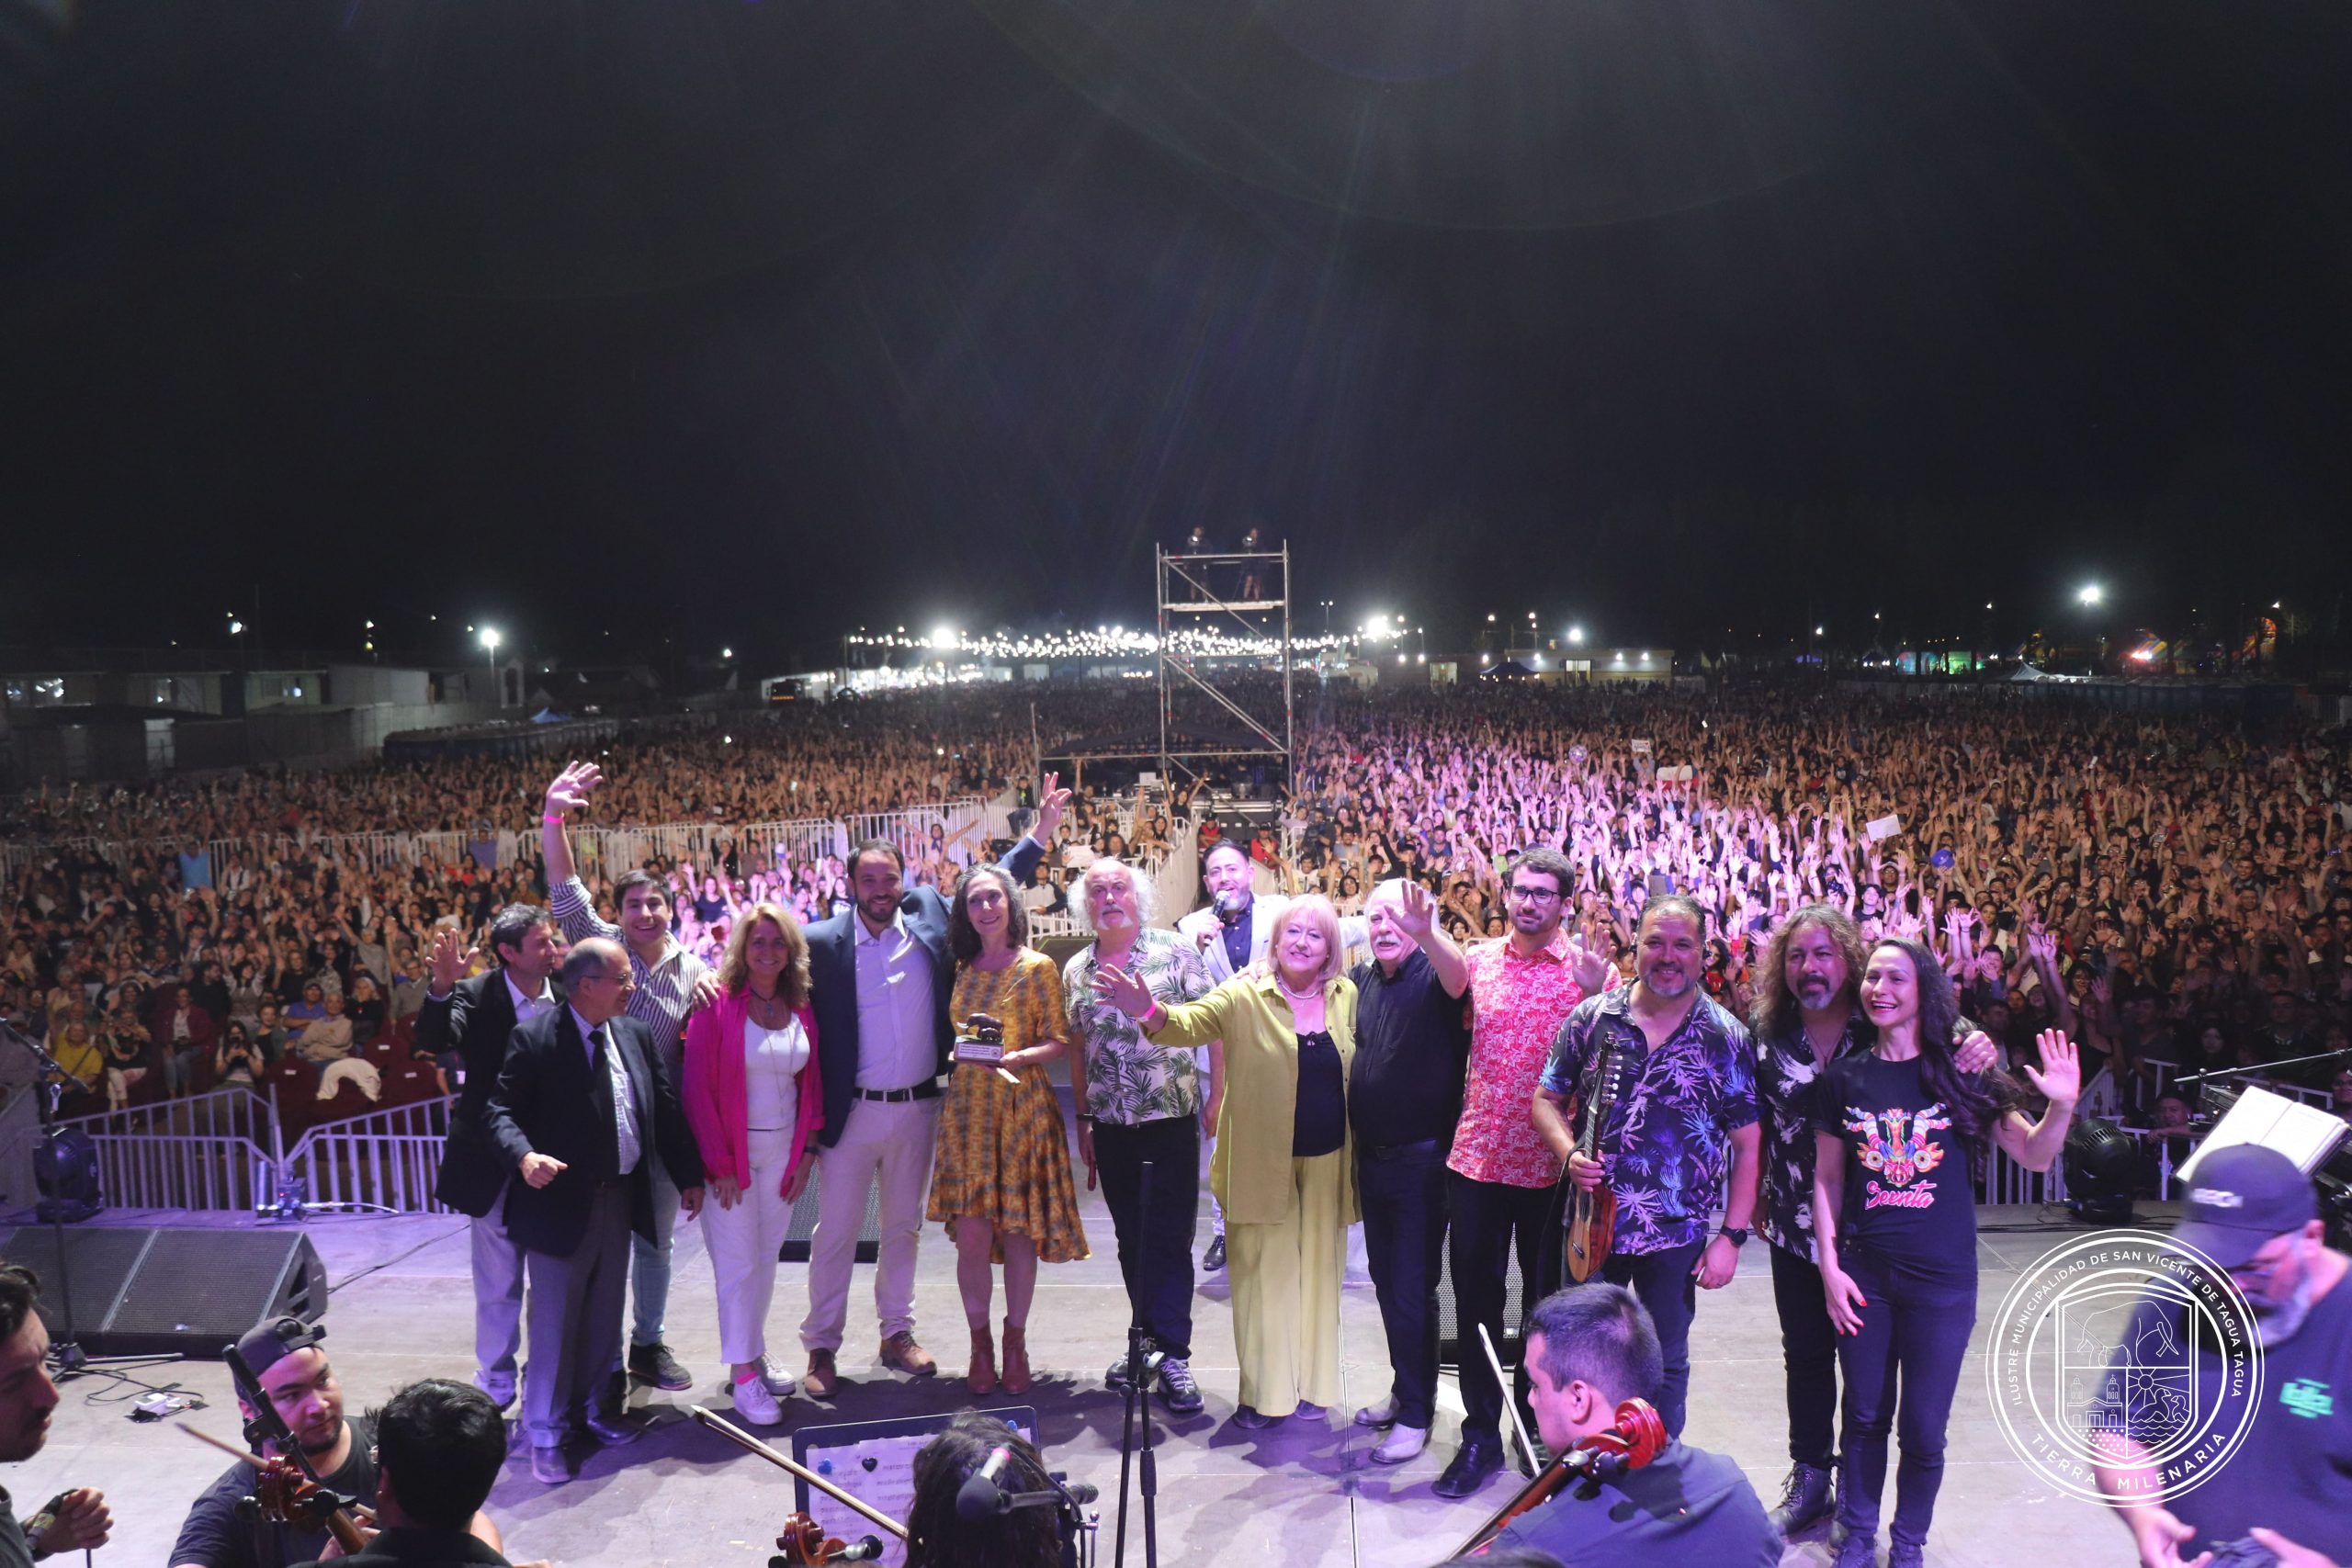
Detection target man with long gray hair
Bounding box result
[1061,857,1216,1413]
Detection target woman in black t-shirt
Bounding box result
[1809,938,2080,1568]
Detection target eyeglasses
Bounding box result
[1506,886,1564,904]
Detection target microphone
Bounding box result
[956,1445,1015,1521]
[835,1539,885,1562]
[1213,890,1249,923]
[1057,1479,1100,1506]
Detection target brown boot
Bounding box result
[967,1325,998,1395]
[1000,1321,1031,1395]
[880,1331,937,1378]
[803,1348,838,1400]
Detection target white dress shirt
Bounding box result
[571,1006,641,1175]
[506,971,558,1024]
[852,909,936,1090]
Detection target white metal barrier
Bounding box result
[57,1088,276,1213]
[281,1099,454,1214]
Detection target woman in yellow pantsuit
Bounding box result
[1094,893,1358,1427]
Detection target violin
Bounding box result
[1452,1397,1669,1557]
[771,1512,886,1565]
[251,1454,373,1557]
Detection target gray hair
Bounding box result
[1071,857,1158,935]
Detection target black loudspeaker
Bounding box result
[32,1129,102,1224]
[0,1226,328,1357]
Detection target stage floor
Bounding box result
[10,1186,2149,1568]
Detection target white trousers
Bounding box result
[800,1097,939,1351]
[706,1126,798,1365]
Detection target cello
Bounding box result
[1452,1398,1669,1556]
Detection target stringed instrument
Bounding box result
[1564,1039,1634,1282]
[251,1454,373,1557]
[1453,1398,1670,1556]
[772,1512,886,1565]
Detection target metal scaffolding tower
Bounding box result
[1155,542,1295,796]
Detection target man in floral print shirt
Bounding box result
[1063,857,1217,1415]
[1537,894,1762,1446]
[1437,848,1613,1500]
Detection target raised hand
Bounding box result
[2025,1029,2082,1106]
[1034,771,1073,842]
[1090,963,1156,1021]
[1393,879,1437,942]
[428,927,479,996]
[543,760,603,820]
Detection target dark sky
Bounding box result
[4,0,2347,671]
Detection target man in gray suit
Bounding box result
[483,938,704,1484]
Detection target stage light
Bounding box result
[481,626,502,652]
[2077,584,2103,606]
[721,647,733,660]
[932,625,959,649]
[1567,626,1585,645]
[2062,1120,2135,1226]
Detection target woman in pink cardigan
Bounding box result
[684,901,825,1426]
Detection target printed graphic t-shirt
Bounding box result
[1809,1052,1980,1280]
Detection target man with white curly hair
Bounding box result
[1061,857,1217,1414]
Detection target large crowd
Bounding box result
[5,680,2351,1128]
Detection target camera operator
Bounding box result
[2095,1145,2352,1567]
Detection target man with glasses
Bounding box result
[1437,847,1612,1499]
[483,938,706,1484]
[2095,1145,2352,1566]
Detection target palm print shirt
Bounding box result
[1540,984,1760,1258]
[1752,1010,1871,1263]
[1063,929,1213,1126]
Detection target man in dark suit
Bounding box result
[795,777,1066,1397]
[483,938,705,1484]
[418,904,565,1412]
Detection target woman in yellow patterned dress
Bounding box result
[929,863,1088,1395]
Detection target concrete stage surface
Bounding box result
[8,1187,2149,1568]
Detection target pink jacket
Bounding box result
[682,989,824,1197]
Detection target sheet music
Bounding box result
[793,1408,1038,1568]
[2177,1083,2349,1184]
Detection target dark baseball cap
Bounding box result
[2173,1144,2317,1269]
[232,1315,326,1378]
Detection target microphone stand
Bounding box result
[2173,1048,2352,1087]
[1113,1160,1160,1568]
[1,1020,95,1371]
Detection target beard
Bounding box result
[2255,1268,2318,1347]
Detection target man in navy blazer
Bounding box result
[794,777,1067,1396]
[418,904,565,1412]
[482,938,704,1483]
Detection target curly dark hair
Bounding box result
[1750,904,1868,1042]
[947,865,1031,964]
[1869,938,2020,1172]
[905,1414,1060,1568]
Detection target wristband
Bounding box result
[542,812,565,824]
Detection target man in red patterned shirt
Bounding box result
[1436,848,1612,1499]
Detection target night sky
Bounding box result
[4,0,2347,671]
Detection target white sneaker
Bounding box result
[759,1356,797,1397]
[732,1373,784,1426]
[1374,1424,1430,1464]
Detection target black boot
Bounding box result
[1769,1461,1836,1538]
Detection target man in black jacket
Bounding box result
[417,904,565,1412]
[483,938,704,1484]
[794,778,1063,1396]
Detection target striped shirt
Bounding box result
[548,876,707,1071]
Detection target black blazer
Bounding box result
[803,836,1045,1148]
[419,969,556,1217]
[481,1009,705,1259]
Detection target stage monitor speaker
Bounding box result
[0,1226,328,1357]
